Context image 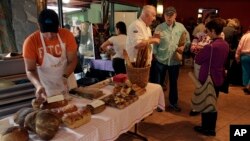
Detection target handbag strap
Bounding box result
[208,44,213,75]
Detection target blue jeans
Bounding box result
[155,61,180,105]
[241,54,250,86]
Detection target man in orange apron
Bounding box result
[23,9,78,101]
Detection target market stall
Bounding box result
[0,82,165,141]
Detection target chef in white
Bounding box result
[126,5,160,62]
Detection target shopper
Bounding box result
[194,18,229,136]
[22,9,78,101]
[101,21,127,74]
[190,12,219,116]
[235,26,250,94]
[153,6,190,112]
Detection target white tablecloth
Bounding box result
[0,83,165,141]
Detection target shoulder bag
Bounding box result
[191,45,217,113]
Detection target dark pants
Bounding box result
[112,58,126,74]
[155,61,180,105]
[201,112,217,131]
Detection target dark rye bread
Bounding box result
[13,108,34,127]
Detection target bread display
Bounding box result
[102,81,138,109]
[35,110,61,140]
[0,126,29,141]
[13,107,34,127]
[86,100,106,114]
[62,107,91,129]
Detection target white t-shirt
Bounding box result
[126,18,152,61]
[108,34,127,59]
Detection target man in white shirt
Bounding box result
[126,5,160,62]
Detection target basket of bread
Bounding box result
[123,44,151,88]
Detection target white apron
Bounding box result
[38,33,77,97]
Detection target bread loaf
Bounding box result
[86,100,106,114]
[24,110,39,132]
[13,108,34,127]
[41,99,68,109]
[50,104,78,118]
[62,107,91,129]
[35,110,61,140]
[31,99,43,110]
[74,87,104,99]
[0,126,29,141]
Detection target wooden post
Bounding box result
[36,0,47,17]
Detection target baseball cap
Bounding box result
[38,9,59,33]
[164,6,176,16]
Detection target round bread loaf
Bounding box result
[24,110,39,132]
[35,109,61,140]
[13,107,34,127]
[0,126,29,141]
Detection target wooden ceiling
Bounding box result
[47,0,102,8]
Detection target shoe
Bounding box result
[156,107,163,112]
[166,104,181,112]
[194,126,216,136]
[189,110,200,116]
[243,88,250,95]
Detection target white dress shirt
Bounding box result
[126,18,152,61]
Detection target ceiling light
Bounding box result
[157,4,163,15]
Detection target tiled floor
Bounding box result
[117,66,250,141]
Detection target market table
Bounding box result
[0,83,165,141]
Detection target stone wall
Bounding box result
[0,0,16,53]
[12,0,37,52]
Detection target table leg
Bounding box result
[126,123,148,141]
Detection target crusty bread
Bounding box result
[86,100,106,114]
[62,107,91,129]
[35,109,61,140]
[41,99,68,109]
[50,104,78,118]
[13,107,34,127]
[24,110,39,132]
[0,126,29,141]
[31,99,43,110]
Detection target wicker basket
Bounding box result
[126,64,151,88]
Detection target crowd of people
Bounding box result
[23,5,250,138]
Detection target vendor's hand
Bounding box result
[35,86,46,101]
[135,40,148,49]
